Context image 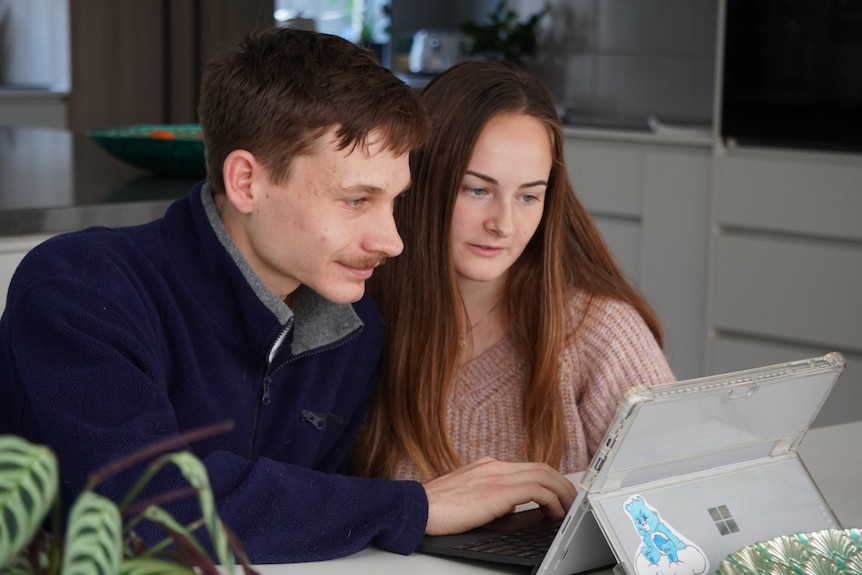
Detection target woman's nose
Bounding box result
[488,202,515,237]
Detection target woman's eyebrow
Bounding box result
[465,169,548,189]
[465,169,497,184]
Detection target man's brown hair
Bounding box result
[198,27,428,192]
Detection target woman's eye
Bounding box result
[464,187,487,197]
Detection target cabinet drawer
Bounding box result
[715,152,862,242]
[565,140,642,218]
[713,234,862,351]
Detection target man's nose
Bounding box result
[370,211,404,257]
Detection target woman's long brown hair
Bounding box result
[353,61,663,481]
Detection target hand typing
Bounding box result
[423,456,577,536]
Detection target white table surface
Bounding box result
[798,419,862,528]
[232,420,862,575]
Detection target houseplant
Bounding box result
[459,0,549,67]
[0,422,256,575]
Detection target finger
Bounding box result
[493,463,577,504]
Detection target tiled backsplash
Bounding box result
[520,0,719,124]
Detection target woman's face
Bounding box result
[450,112,553,288]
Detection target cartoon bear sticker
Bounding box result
[623,495,709,575]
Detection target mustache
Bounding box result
[341,255,388,269]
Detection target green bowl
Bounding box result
[89,124,206,177]
[718,528,862,575]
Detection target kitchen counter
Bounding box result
[0,86,70,129]
[0,125,199,237]
[0,84,69,99]
[562,113,714,148]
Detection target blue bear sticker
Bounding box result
[623,495,709,575]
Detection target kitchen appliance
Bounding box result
[408,29,471,74]
[722,0,862,154]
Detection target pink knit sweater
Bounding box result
[391,291,675,480]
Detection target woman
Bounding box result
[355,60,674,482]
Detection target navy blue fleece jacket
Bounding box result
[0,183,428,563]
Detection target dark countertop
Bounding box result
[0,125,200,237]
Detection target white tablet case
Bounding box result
[579,352,845,575]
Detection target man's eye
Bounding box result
[346,198,366,208]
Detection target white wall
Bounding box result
[0,0,70,90]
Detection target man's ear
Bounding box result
[223,149,259,215]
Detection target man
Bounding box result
[0,28,574,563]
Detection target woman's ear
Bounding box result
[222,149,259,215]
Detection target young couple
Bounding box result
[0,27,672,563]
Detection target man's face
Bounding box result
[237,128,409,304]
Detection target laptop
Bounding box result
[417,352,846,575]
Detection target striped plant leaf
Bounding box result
[136,506,209,560]
[161,452,233,571]
[0,435,58,568]
[61,492,122,575]
[0,547,36,575]
[119,557,197,575]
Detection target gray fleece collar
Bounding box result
[201,184,363,355]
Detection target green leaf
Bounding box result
[0,548,36,575]
[0,435,58,568]
[133,506,209,561]
[161,453,233,572]
[61,492,122,575]
[119,558,196,575]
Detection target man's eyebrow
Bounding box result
[465,169,548,189]
[339,184,384,195]
[338,182,412,196]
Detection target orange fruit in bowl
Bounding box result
[149,129,176,140]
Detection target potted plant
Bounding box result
[0,422,255,575]
[460,0,549,67]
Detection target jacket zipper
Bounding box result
[247,323,362,457]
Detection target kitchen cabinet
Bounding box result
[709,146,862,427]
[562,130,862,428]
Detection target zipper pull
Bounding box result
[300,410,344,430]
[301,409,327,429]
[261,376,272,405]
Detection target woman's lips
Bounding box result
[467,243,505,257]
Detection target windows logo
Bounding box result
[708,505,740,535]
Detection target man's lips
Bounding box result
[343,265,375,280]
[340,256,387,279]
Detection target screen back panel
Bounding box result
[583,353,845,494]
[578,353,844,575]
